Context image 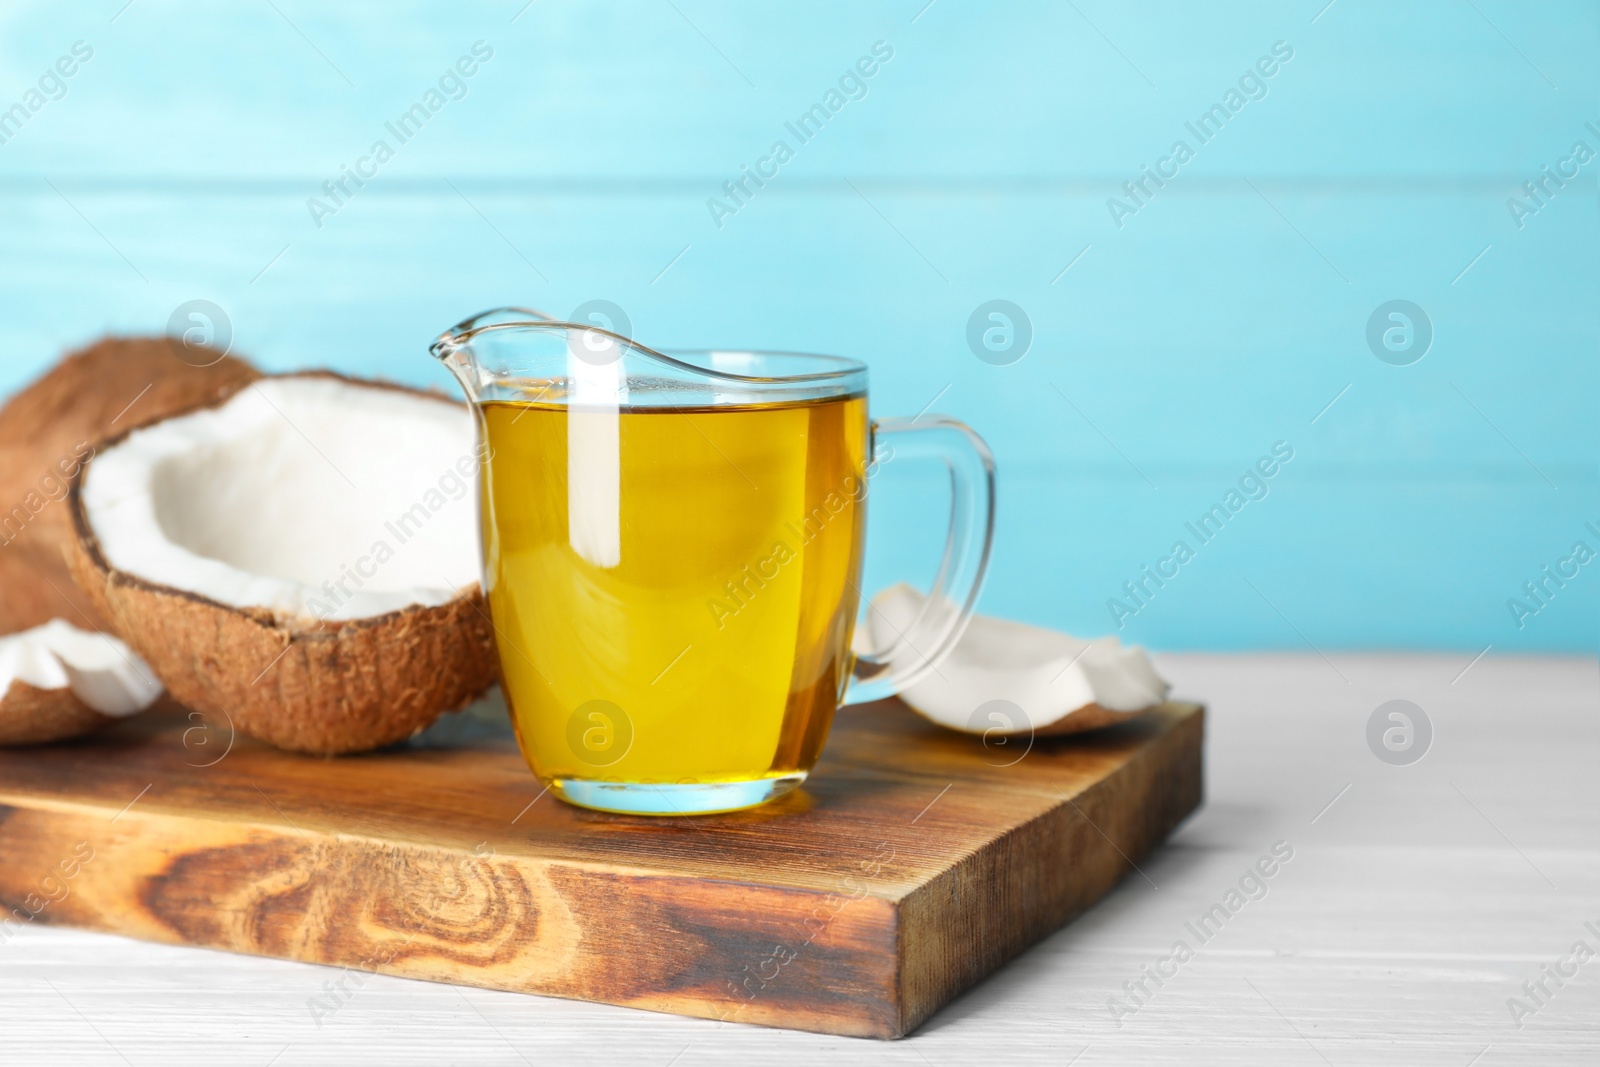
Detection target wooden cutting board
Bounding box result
[0,696,1202,1039]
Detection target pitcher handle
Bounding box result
[842,415,996,706]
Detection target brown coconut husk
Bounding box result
[0,681,115,745]
[0,539,95,635]
[0,336,260,631]
[64,374,499,756]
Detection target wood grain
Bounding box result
[0,696,1200,1038]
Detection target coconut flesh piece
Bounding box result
[865,584,1170,736]
[81,376,481,625]
[0,619,163,745]
[0,619,161,715]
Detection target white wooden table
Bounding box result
[3,653,1596,1065]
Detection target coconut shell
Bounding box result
[0,538,100,634]
[64,376,500,755]
[0,681,115,745]
[0,336,260,632]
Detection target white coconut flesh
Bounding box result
[0,619,162,715]
[865,584,1170,734]
[81,377,480,624]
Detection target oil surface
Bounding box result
[480,393,869,786]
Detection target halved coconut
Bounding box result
[0,620,162,744]
[66,373,497,754]
[866,584,1170,737]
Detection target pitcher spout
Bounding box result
[430,306,554,403]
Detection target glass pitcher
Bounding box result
[431,309,995,815]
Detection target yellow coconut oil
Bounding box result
[478,393,870,795]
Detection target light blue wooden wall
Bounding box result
[1,0,1596,651]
